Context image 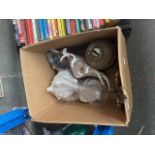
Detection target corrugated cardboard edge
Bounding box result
[19,48,33,115]
[117,26,133,125]
[31,118,127,127]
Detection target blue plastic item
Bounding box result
[38,19,44,40]
[0,108,30,133]
[93,125,114,135]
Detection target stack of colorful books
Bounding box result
[12,19,115,46]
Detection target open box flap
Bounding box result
[117,27,133,124]
[31,102,126,126]
[22,27,117,53]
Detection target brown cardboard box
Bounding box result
[20,26,133,126]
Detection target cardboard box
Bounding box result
[20,27,133,126]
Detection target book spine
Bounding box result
[38,19,44,40]
[21,20,28,45]
[79,19,86,32]
[61,19,66,37]
[51,19,56,37]
[92,19,97,28]
[75,19,80,33]
[70,19,76,34]
[32,19,38,43]
[99,19,105,27]
[65,19,71,35]
[25,19,31,45]
[57,19,62,37]
[19,19,26,44]
[29,19,35,44]
[47,19,53,39]
[42,19,49,39]
[85,19,93,30]
[54,19,59,37]
[96,19,100,28]
[35,19,40,41]
[16,19,24,44]
[50,19,55,37]
[51,19,58,37]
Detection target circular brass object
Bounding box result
[85,40,116,70]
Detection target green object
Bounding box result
[79,19,86,32]
[64,125,88,135]
[75,19,81,34]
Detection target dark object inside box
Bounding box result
[46,39,124,108]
